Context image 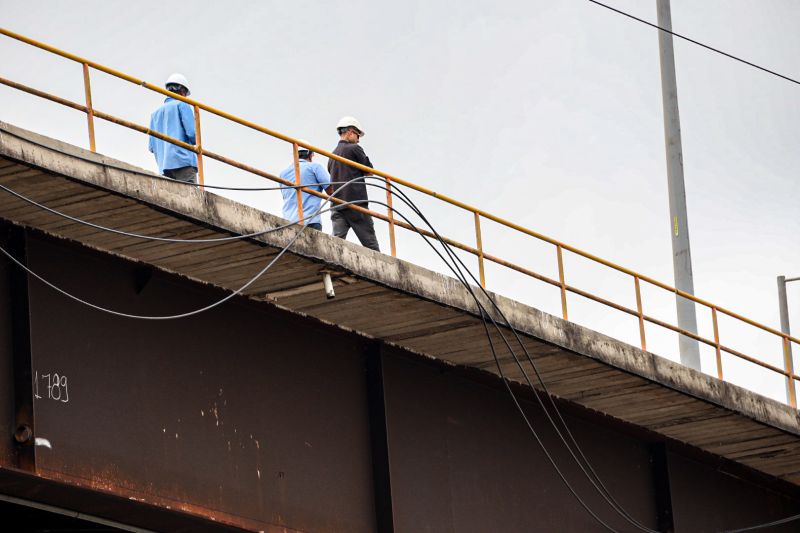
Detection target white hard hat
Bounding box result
[336,116,365,137]
[296,139,312,154]
[165,73,191,96]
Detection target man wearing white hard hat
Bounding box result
[279,140,331,231]
[326,116,380,251]
[147,73,198,183]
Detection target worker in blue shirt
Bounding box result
[148,73,198,183]
[279,141,331,230]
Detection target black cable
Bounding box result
[357,195,622,531]
[367,178,646,528]
[377,181,656,532]
[0,222,307,320]
[0,185,369,320]
[723,511,800,533]
[587,0,800,87]
[322,179,647,530]
[386,184,655,532]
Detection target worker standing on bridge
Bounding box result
[326,116,380,251]
[148,73,198,183]
[279,141,331,231]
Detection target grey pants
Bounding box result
[164,166,198,184]
[331,209,380,252]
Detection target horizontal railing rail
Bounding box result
[1,27,797,407]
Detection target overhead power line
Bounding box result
[587,0,800,87]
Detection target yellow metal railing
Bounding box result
[1,27,798,407]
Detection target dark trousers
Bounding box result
[307,223,322,231]
[331,209,380,252]
[164,166,198,184]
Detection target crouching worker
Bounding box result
[279,141,331,230]
[148,73,198,183]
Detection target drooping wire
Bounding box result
[344,192,624,531]
[587,0,800,87]
[364,179,656,532]
[371,179,657,532]
[0,224,305,321]
[722,511,800,532]
[0,185,366,320]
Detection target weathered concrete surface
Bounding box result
[0,120,799,486]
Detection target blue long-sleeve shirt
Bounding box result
[148,97,197,174]
[279,160,331,225]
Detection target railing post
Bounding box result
[81,63,96,152]
[193,105,205,187]
[474,212,486,288]
[711,307,723,381]
[634,276,646,351]
[292,143,304,225]
[556,245,568,320]
[385,177,397,257]
[783,335,797,408]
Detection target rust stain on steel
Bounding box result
[38,468,303,532]
[23,237,377,532]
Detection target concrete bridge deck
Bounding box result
[1,120,797,492]
[2,122,800,532]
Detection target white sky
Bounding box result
[1,0,798,403]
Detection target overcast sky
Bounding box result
[1,0,798,402]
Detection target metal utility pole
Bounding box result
[778,275,799,404]
[656,0,700,370]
